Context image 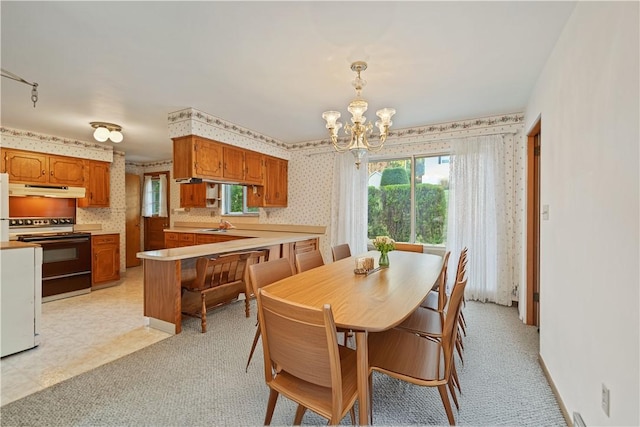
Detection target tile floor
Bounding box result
[0,266,171,406]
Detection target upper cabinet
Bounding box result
[247,155,288,208]
[2,149,84,186]
[180,182,220,208]
[244,151,264,186]
[173,135,287,208]
[78,160,110,208]
[223,146,245,182]
[173,136,223,180]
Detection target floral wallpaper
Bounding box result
[1,111,525,285]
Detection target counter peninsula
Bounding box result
[136,224,324,334]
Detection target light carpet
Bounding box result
[0,300,566,426]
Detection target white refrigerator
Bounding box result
[0,173,8,241]
[0,172,43,357]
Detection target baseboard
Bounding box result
[538,353,572,426]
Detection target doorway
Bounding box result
[125,173,141,267]
[143,171,170,251]
[526,119,541,327]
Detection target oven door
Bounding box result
[34,237,92,299]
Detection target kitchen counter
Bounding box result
[1,241,41,250]
[136,224,324,334]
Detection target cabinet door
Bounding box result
[178,233,195,247]
[92,235,120,285]
[49,155,85,186]
[244,151,264,185]
[194,138,223,178]
[223,146,245,181]
[164,232,181,249]
[3,149,49,184]
[264,157,288,207]
[180,183,206,208]
[79,161,110,207]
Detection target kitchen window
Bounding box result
[367,154,449,246]
[222,184,258,215]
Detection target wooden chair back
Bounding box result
[394,242,423,253]
[441,278,467,379]
[331,243,351,262]
[436,251,451,312]
[295,250,325,273]
[258,288,354,423]
[248,258,294,296]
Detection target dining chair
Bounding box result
[394,242,423,253]
[295,249,325,273]
[368,278,468,425]
[420,251,451,312]
[245,258,294,372]
[181,251,255,333]
[331,243,352,262]
[257,288,358,425]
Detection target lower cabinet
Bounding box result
[92,234,120,287]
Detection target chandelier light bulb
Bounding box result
[93,126,110,142]
[109,130,123,143]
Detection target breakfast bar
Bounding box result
[136,225,324,334]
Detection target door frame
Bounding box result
[526,117,541,326]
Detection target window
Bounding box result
[142,173,168,217]
[367,155,449,246]
[222,184,259,215]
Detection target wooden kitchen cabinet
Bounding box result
[244,151,264,185]
[223,146,245,181]
[180,182,220,208]
[2,148,84,186]
[173,135,223,181]
[78,160,110,208]
[92,234,120,286]
[164,232,196,248]
[247,155,288,208]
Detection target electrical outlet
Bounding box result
[601,384,610,416]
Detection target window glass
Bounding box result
[367,155,449,246]
[223,184,259,215]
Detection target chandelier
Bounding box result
[90,122,124,143]
[322,61,395,169]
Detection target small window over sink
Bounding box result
[222,184,258,215]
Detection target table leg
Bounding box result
[355,331,370,425]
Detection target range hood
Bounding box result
[9,183,86,198]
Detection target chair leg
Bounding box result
[369,373,374,424]
[264,389,279,425]
[452,362,462,393]
[245,326,262,372]
[455,338,464,363]
[293,404,306,425]
[201,295,207,333]
[437,384,456,425]
[244,296,251,318]
[448,380,460,410]
[458,314,467,337]
[349,406,356,425]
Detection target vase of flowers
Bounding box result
[372,236,395,268]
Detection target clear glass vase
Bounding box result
[379,251,390,268]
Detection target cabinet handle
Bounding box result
[50,170,54,176]
[42,170,46,175]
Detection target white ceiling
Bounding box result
[1,1,576,162]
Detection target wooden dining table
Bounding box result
[264,249,443,425]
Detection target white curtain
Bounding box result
[331,152,368,256]
[141,174,168,217]
[142,176,154,217]
[446,135,514,305]
[158,174,168,217]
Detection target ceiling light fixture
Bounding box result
[1,68,39,108]
[322,61,396,169]
[90,122,123,143]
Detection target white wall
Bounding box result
[524,2,639,425]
